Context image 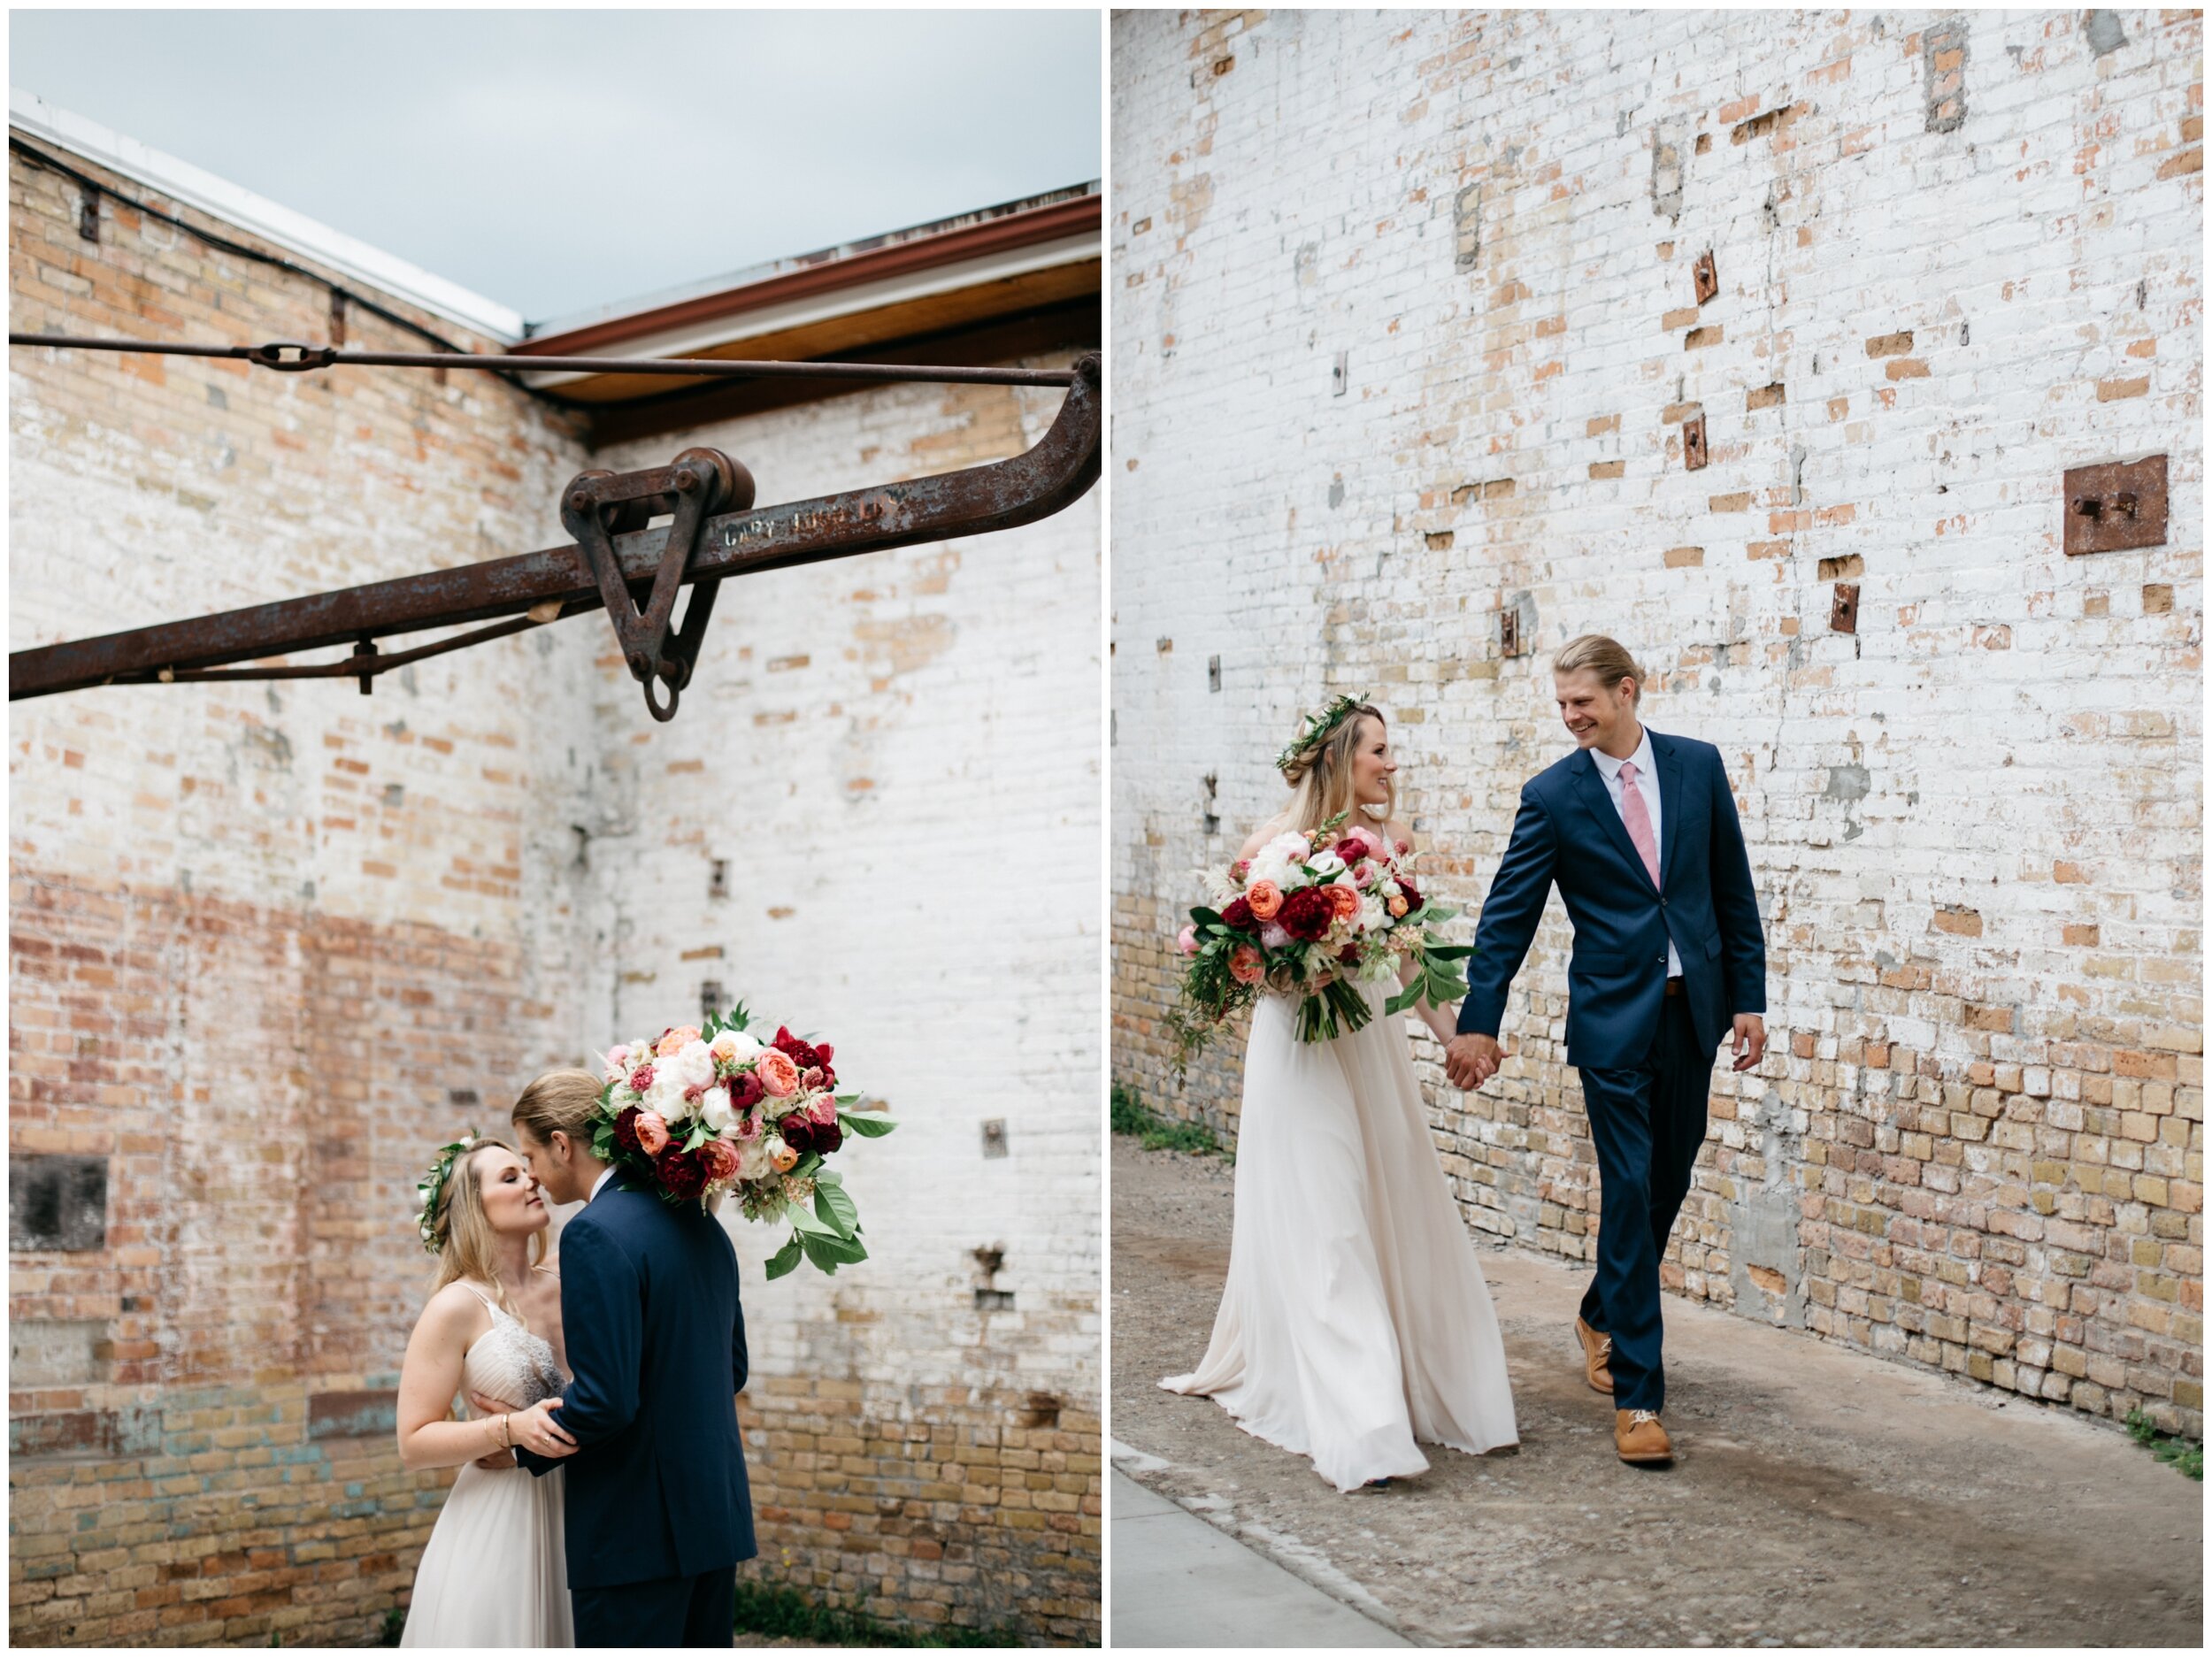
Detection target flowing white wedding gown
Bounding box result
[401,1285,573,1647]
[1162,981,1520,1491]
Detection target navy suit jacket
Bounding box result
[518,1174,755,1588]
[1457,731,1766,1069]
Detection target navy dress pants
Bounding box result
[1575,991,1709,1412]
[572,1565,736,1649]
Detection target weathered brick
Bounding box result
[1110,6,2200,1446]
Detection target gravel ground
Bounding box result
[1111,1136,2202,1648]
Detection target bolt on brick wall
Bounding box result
[1110,9,2201,1436]
[10,138,1100,1646]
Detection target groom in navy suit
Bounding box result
[1445,635,1766,1466]
[497,1074,757,1647]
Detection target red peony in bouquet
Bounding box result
[1167,813,1473,1060]
[590,1003,894,1277]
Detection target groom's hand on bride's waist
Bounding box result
[1444,1033,1501,1091]
[470,1390,579,1459]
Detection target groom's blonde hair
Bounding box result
[1282,702,1394,832]
[511,1069,602,1149]
[1554,634,1645,702]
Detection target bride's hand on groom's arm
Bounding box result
[467,1392,523,1469]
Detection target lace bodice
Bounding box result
[459,1286,565,1411]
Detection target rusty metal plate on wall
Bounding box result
[1684,414,1709,471]
[2063,454,2167,556]
[1499,609,1522,657]
[1831,583,1860,633]
[1694,249,1718,304]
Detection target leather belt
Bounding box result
[1664,976,1685,997]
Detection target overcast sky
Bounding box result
[10,8,1101,325]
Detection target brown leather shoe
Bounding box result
[1615,1408,1673,1465]
[1574,1316,1614,1394]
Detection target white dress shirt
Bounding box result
[588,1165,617,1203]
[1591,726,1682,977]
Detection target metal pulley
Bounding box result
[7,342,1103,716]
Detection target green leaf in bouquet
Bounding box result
[798,1229,869,1274]
[1191,906,1226,929]
[836,1111,898,1138]
[1385,980,1423,1016]
[792,1151,824,1178]
[726,1001,752,1032]
[786,1201,840,1237]
[814,1180,861,1238]
[764,1235,804,1280]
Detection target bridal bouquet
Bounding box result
[1166,815,1473,1062]
[590,1003,894,1278]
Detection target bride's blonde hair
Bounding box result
[427,1137,541,1331]
[1280,702,1393,833]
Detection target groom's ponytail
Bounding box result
[1554,634,1645,702]
[511,1069,602,1149]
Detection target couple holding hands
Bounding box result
[1166,634,1768,1484]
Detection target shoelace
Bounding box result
[1627,1409,1661,1428]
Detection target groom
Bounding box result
[493,1070,756,1646]
[1444,635,1766,1466]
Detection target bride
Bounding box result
[396,1132,579,1645]
[1161,697,1519,1491]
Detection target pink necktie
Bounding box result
[1618,760,1661,889]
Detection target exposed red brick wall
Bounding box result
[741,1378,1101,1643]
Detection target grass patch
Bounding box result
[1110,1083,1225,1156]
[733,1581,1017,1647]
[2124,1407,2203,1480]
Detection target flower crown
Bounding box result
[1276,692,1367,775]
[415,1129,479,1255]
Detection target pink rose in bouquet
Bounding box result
[634,1111,672,1155]
[757,1050,801,1097]
[698,1139,741,1184]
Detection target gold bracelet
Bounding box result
[501,1413,512,1450]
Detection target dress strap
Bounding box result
[457,1280,508,1321]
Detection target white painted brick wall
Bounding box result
[591,370,1102,1405]
[1110,9,2200,1429]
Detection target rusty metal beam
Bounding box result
[10,354,1100,702]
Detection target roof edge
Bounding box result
[8,87,525,342]
[517,187,1102,359]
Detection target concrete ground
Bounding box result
[1111,1137,2203,1648]
[1110,1466,1410,1648]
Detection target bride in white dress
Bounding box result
[396,1134,579,1645]
[1163,699,1520,1492]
